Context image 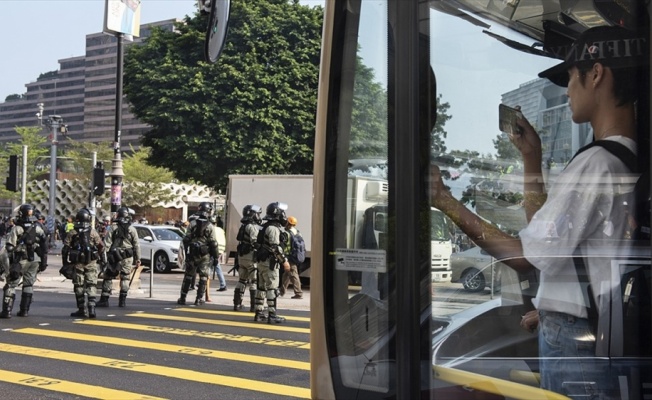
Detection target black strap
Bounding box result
[570,140,637,330]
[569,140,637,172]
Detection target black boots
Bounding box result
[194,280,206,305]
[17,292,32,317]
[87,297,96,319]
[96,295,110,307]
[249,290,256,313]
[177,295,187,305]
[118,292,127,307]
[70,295,88,318]
[0,294,15,319]
[254,309,267,322]
[233,288,244,311]
[267,313,286,324]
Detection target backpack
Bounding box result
[288,230,306,265]
[256,223,271,262]
[571,140,651,357]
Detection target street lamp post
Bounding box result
[110,33,125,213]
[46,115,64,218]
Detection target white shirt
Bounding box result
[519,136,637,318]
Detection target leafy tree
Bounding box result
[0,126,50,201]
[432,94,452,154]
[350,56,388,159]
[124,0,323,190]
[63,138,114,180]
[121,146,176,211]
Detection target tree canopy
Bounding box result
[124,0,324,190]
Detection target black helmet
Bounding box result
[17,204,35,223]
[115,207,131,224]
[242,204,262,223]
[74,208,92,230]
[264,202,288,225]
[198,202,214,219]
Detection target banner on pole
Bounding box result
[104,0,141,37]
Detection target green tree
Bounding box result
[124,0,323,190]
[432,94,452,154]
[63,138,114,182]
[121,146,176,211]
[493,132,520,161]
[0,126,50,201]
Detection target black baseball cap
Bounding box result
[539,26,648,87]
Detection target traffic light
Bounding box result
[5,155,18,192]
[93,163,105,196]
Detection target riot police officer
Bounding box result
[177,202,220,306]
[0,204,48,318]
[232,204,262,312]
[62,208,105,318]
[254,202,291,323]
[97,207,141,308]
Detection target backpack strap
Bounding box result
[569,140,637,172]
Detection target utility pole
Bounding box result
[46,115,66,218]
[20,146,27,204]
[110,32,125,213]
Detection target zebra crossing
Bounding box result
[0,295,311,400]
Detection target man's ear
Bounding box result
[592,63,606,87]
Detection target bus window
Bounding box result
[311,1,651,399]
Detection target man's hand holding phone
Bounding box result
[499,104,540,157]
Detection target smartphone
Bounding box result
[498,104,523,135]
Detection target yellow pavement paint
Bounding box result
[175,308,310,323]
[14,328,309,371]
[0,368,165,400]
[76,319,310,350]
[128,312,310,334]
[0,342,310,399]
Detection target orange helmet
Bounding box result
[287,216,297,226]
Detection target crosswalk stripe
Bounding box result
[0,368,166,400]
[128,312,310,334]
[14,328,309,371]
[0,343,311,399]
[175,307,311,323]
[76,319,311,349]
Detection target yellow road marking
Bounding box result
[14,328,309,371]
[0,343,310,399]
[173,307,310,323]
[128,312,310,334]
[0,368,165,400]
[76,319,310,349]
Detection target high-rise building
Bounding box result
[0,19,178,148]
[501,78,592,167]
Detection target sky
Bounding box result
[0,0,556,154]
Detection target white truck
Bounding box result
[224,174,453,283]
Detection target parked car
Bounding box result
[132,224,184,273]
[450,246,502,293]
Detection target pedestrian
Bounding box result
[430,26,648,398]
[280,216,303,299]
[232,205,262,312]
[177,202,220,306]
[61,208,105,319]
[0,204,48,318]
[211,215,228,292]
[254,202,291,323]
[97,207,141,308]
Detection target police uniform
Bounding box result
[233,213,261,311]
[97,213,140,308]
[255,202,291,324]
[1,205,48,318]
[62,209,105,319]
[178,203,219,306]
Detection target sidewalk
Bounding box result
[35,249,310,312]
